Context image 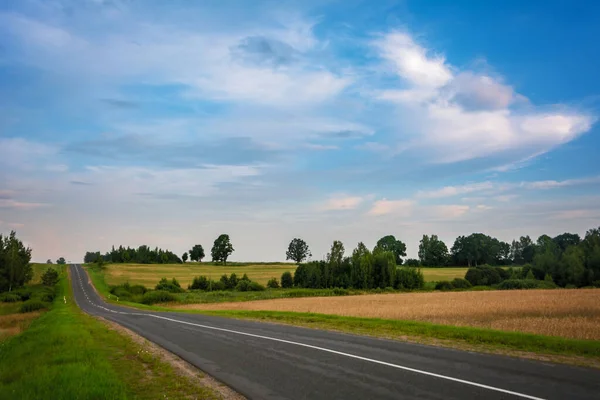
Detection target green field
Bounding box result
[99,263,468,288]
[0,267,222,399]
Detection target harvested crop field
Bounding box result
[179,289,600,340]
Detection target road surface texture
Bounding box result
[70,264,600,400]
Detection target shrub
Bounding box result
[0,293,21,302]
[19,300,47,313]
[332,288,349,296]
[189,276,210,291]
[129,284,147,295]
[496,279,558,290]
[249,282,265,291]
[209,280,227,291]
[41,268,60,286]
[450,278,472,289]
[281,271,293,288]
[39,289,56,303]
[395,268,425,290]
[141,290,176,304]
[240,273,250,282]
[266,278,280,289]
[465,266,503,286]
[220,274,232,289]
[12,289,32,301]
[228,273,239,288]
[435,281,454,291]
[525,270,535,280]
[592,280,600,288]
[155,277,184,293]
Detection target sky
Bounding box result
[1,0,599,262]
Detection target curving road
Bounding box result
[70,264,600,400]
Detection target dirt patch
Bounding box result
[97,316,244,400]
[0,311,42,340]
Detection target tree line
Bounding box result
[85,234,235,265]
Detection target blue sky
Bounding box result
[1,0,599,262]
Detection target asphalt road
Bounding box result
[70,264,600,400]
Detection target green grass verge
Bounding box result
[0,269,220,399]
[199,310,600,360]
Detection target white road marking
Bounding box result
[71,265,545,400]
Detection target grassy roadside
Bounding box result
[86,265,600,367]
[0,269,223,399]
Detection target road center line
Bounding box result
[72,265,545,400]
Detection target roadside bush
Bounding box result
[155,277,184,293]
[450,278,472,289]
[496,279,558,290]
[141,290,176,304]
[394,268,425,290]
[266,278,280,289]
[281,271,293,288]
[129,284,147,295]
[435,281,454,291]
[0,293,21,302]
[19,300,47,313]
[39,289,56,303]
[41,268,59,286]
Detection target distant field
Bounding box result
[100,263,467,287]
[180,289,600,340]
[102,262,297,287]
[30,263,55,284]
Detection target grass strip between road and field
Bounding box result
[0,270,221,400]
[86,265,600,366]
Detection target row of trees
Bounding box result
[86,234,236,265]
[0,231,33,292]
[293,240,424,290]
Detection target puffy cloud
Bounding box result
[367,199,413,216]
[321,195,364,211]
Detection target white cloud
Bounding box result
[375,31,595,164]
[417,181,494,199]
[367,199,413,216]
[0,200,48,210]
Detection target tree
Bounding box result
[281,271,293,288]
[0,231,33,292]
[56,257,66,265]
[553,233,581,253]
[189,245,205,263]
[46,259,53,264]
[182,252,188,263]
[375,235,407,265]
[41,268,59,286]
[286,238,311,264]
[418,234,449,266]
[211,234,234,265]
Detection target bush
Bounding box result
[129,285,147,295]
[332,288,349,296]
[189,276,210,291]
[12,289,32,301]
[450,278,472,289]
[39,289,56,303]
[19,300,47,313]
[236,280,265,292]
[266,278,280,289]
[228,273,239,288]
[220,274,232,289]
[496,279,558,290]
[465,266,503,286]
[0,293,21,302]
[155,277,184,293]
[592,280,600,288]
[209,280,227,291]
[281,271,293,288]
[395,268,425,290]
[435,281,454,291]
[141,290,176,304]
[41,268,60,286]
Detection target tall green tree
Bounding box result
[418,234,449,266]
[182,252,188,263]
[56,257,66,265]
[553,233,581,253]
[211,234,234,265]
[0,231,33,292]
[286,238,311,264]
[189,245,205,262]
[375,235,407,265]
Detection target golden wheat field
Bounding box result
[179,289,600,340]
